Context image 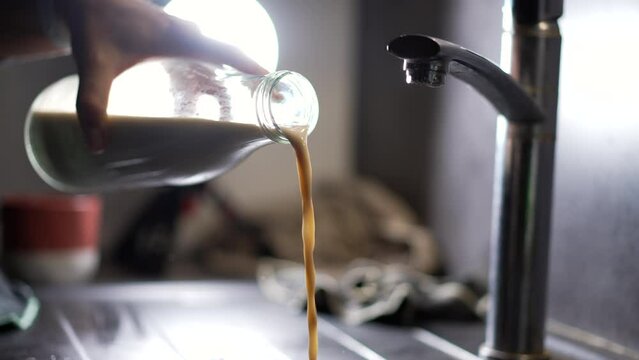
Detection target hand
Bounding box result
[57,0,268,152]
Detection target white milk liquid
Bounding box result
[27,112,269,191]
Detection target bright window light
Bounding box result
[164,0,279,72]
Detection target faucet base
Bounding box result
[479,344,550,360]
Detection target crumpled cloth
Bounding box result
[258,178,442,274]
[175,178,442,277]
[255,178,486,324]
[257,258,486,326]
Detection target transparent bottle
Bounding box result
[25,59,318,192]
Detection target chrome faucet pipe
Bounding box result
[481,0,562,357]
[388,32,558,360]
[387,35,544,124]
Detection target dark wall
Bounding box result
[356,0,451,218]
[356,0,502,276]
[357,0,639,352]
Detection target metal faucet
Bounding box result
[387,1,562,358]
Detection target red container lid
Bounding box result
[2,194,102,252]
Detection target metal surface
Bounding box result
[0,281,480,360]
[387,26,558,358]
[480,1,562,358]
[480,120,554,359]
[510,0,563,24]
[0,281,628,359]
[387,35,544,124]
[361,0,639,354]
[479,345,549,360]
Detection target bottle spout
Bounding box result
[387,34,545,124]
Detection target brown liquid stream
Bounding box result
[284,128,318,360]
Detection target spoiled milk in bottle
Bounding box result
[26,60,321,359]
[283,126,318,360]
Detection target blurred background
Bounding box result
[1,0,639,357]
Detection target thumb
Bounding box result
[200,39,270,75]
[76,68,113,153]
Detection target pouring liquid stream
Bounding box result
[284,127,318,360]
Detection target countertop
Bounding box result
[0,280,484,360]
[0,280,624,360]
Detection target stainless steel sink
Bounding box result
[0,281,625,360]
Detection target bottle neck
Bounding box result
[255,70,319,144]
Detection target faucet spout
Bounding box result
[388,34,556,360]
[387,34,545,124]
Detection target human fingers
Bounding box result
[163,17,269,75]
[76,65,113,153]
